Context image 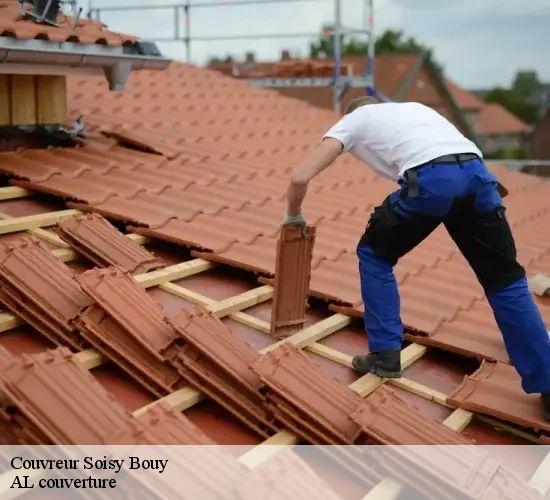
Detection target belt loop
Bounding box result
[455,154,464,169]
[406,168,419,198]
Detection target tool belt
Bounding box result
[402,153,508,198]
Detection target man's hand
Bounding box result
[283,213,306,227]
[286,137,343,217]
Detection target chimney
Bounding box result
[281,49,291,61]
[244,52,255,64]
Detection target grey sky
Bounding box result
[83,0,550,89]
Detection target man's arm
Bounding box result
[285,138,343,223]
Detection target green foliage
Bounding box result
[512,71,540,98]
[309,28,443,73]
[485,147,529,160]
[485,86,539,125]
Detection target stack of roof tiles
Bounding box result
[0,345,209,445]
[0,235,92,349]
[57,213,164,273]
[253,344,470,445]
[74,266,185,396]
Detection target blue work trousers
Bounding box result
[357,158,550,393]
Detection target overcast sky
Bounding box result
[81,0,550,89]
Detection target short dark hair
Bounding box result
[345,96,381,114]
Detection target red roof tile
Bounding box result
[0,347,131,444]
[170,308,276,437]
[447,360,550,436]
[0,235,91,349]
[0,0,137,47]
[75,266,183,396]
[57,213,165,273]
[270,225,315,338]
[446,80,484,111]
[476,103,531,136]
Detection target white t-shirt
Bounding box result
[323,102,482,181]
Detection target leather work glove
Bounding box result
[283,213,306,228]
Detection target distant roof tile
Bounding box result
[476,103,531,136]
[0,0,137,47]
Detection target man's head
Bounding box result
[345,96,381,114]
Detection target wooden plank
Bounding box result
[132,386,204,418]
[230,311,270,334]
[10,75,36,126]
[0,186,32,201]
[0,212,69,247]
[126,233,148,245]
[135,259,214,288]
[262,313,352,354]
[72,349,105,370]
[0,209,79,235]
[307,342,353,366]
[362,478,403,500]
[349,343,427,397]
[238,430,299,469]
[389,377,448,406]
[528,453,550,495]
[443,409,474,432]
[476,415,541,444]
[0,313,23,332]
[51,247,78,262]
[0,75,9,126]
[36,75,67,125]
[209,285,273,317]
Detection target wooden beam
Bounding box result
[349,343,427,397]
[0,75,9,126]
[0,209,79,235]
[238,430,299,469]
[362,478,403,500]
[135,259,214,288]
[529,453,550,495]
[72,349,105,370]
[0,313,23,332]
[36,75,67,125]
[443,409,474,432]
[210,285,273,317]
[389,377,448,406]
[10,75,36,126]
[0,187,32,201]
[262,313,352,354]
[132,386,204,418]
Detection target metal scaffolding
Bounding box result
[87,0,377,112]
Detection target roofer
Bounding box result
[285,97,550,420]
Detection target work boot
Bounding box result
[351,349,401,378]
[543,393,550,422]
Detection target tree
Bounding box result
[309,28,442,73]
[485,71,541,125]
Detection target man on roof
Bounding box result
[285,97,550,420]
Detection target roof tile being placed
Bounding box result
[170,308,277,437]
[74,267,183,396]
[0,347,131,444]
[270,225,316,338]
[0,235,92,349]
[447,360,550,437]
[57,213,165,273]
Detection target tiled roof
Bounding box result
[0,0,137,46]
[0,62,548,375]
[475,103,532,136]
[446,79,484,111]
[0,52,549,459]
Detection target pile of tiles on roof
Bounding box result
[56,213,165,274]
[0,62,548,367]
